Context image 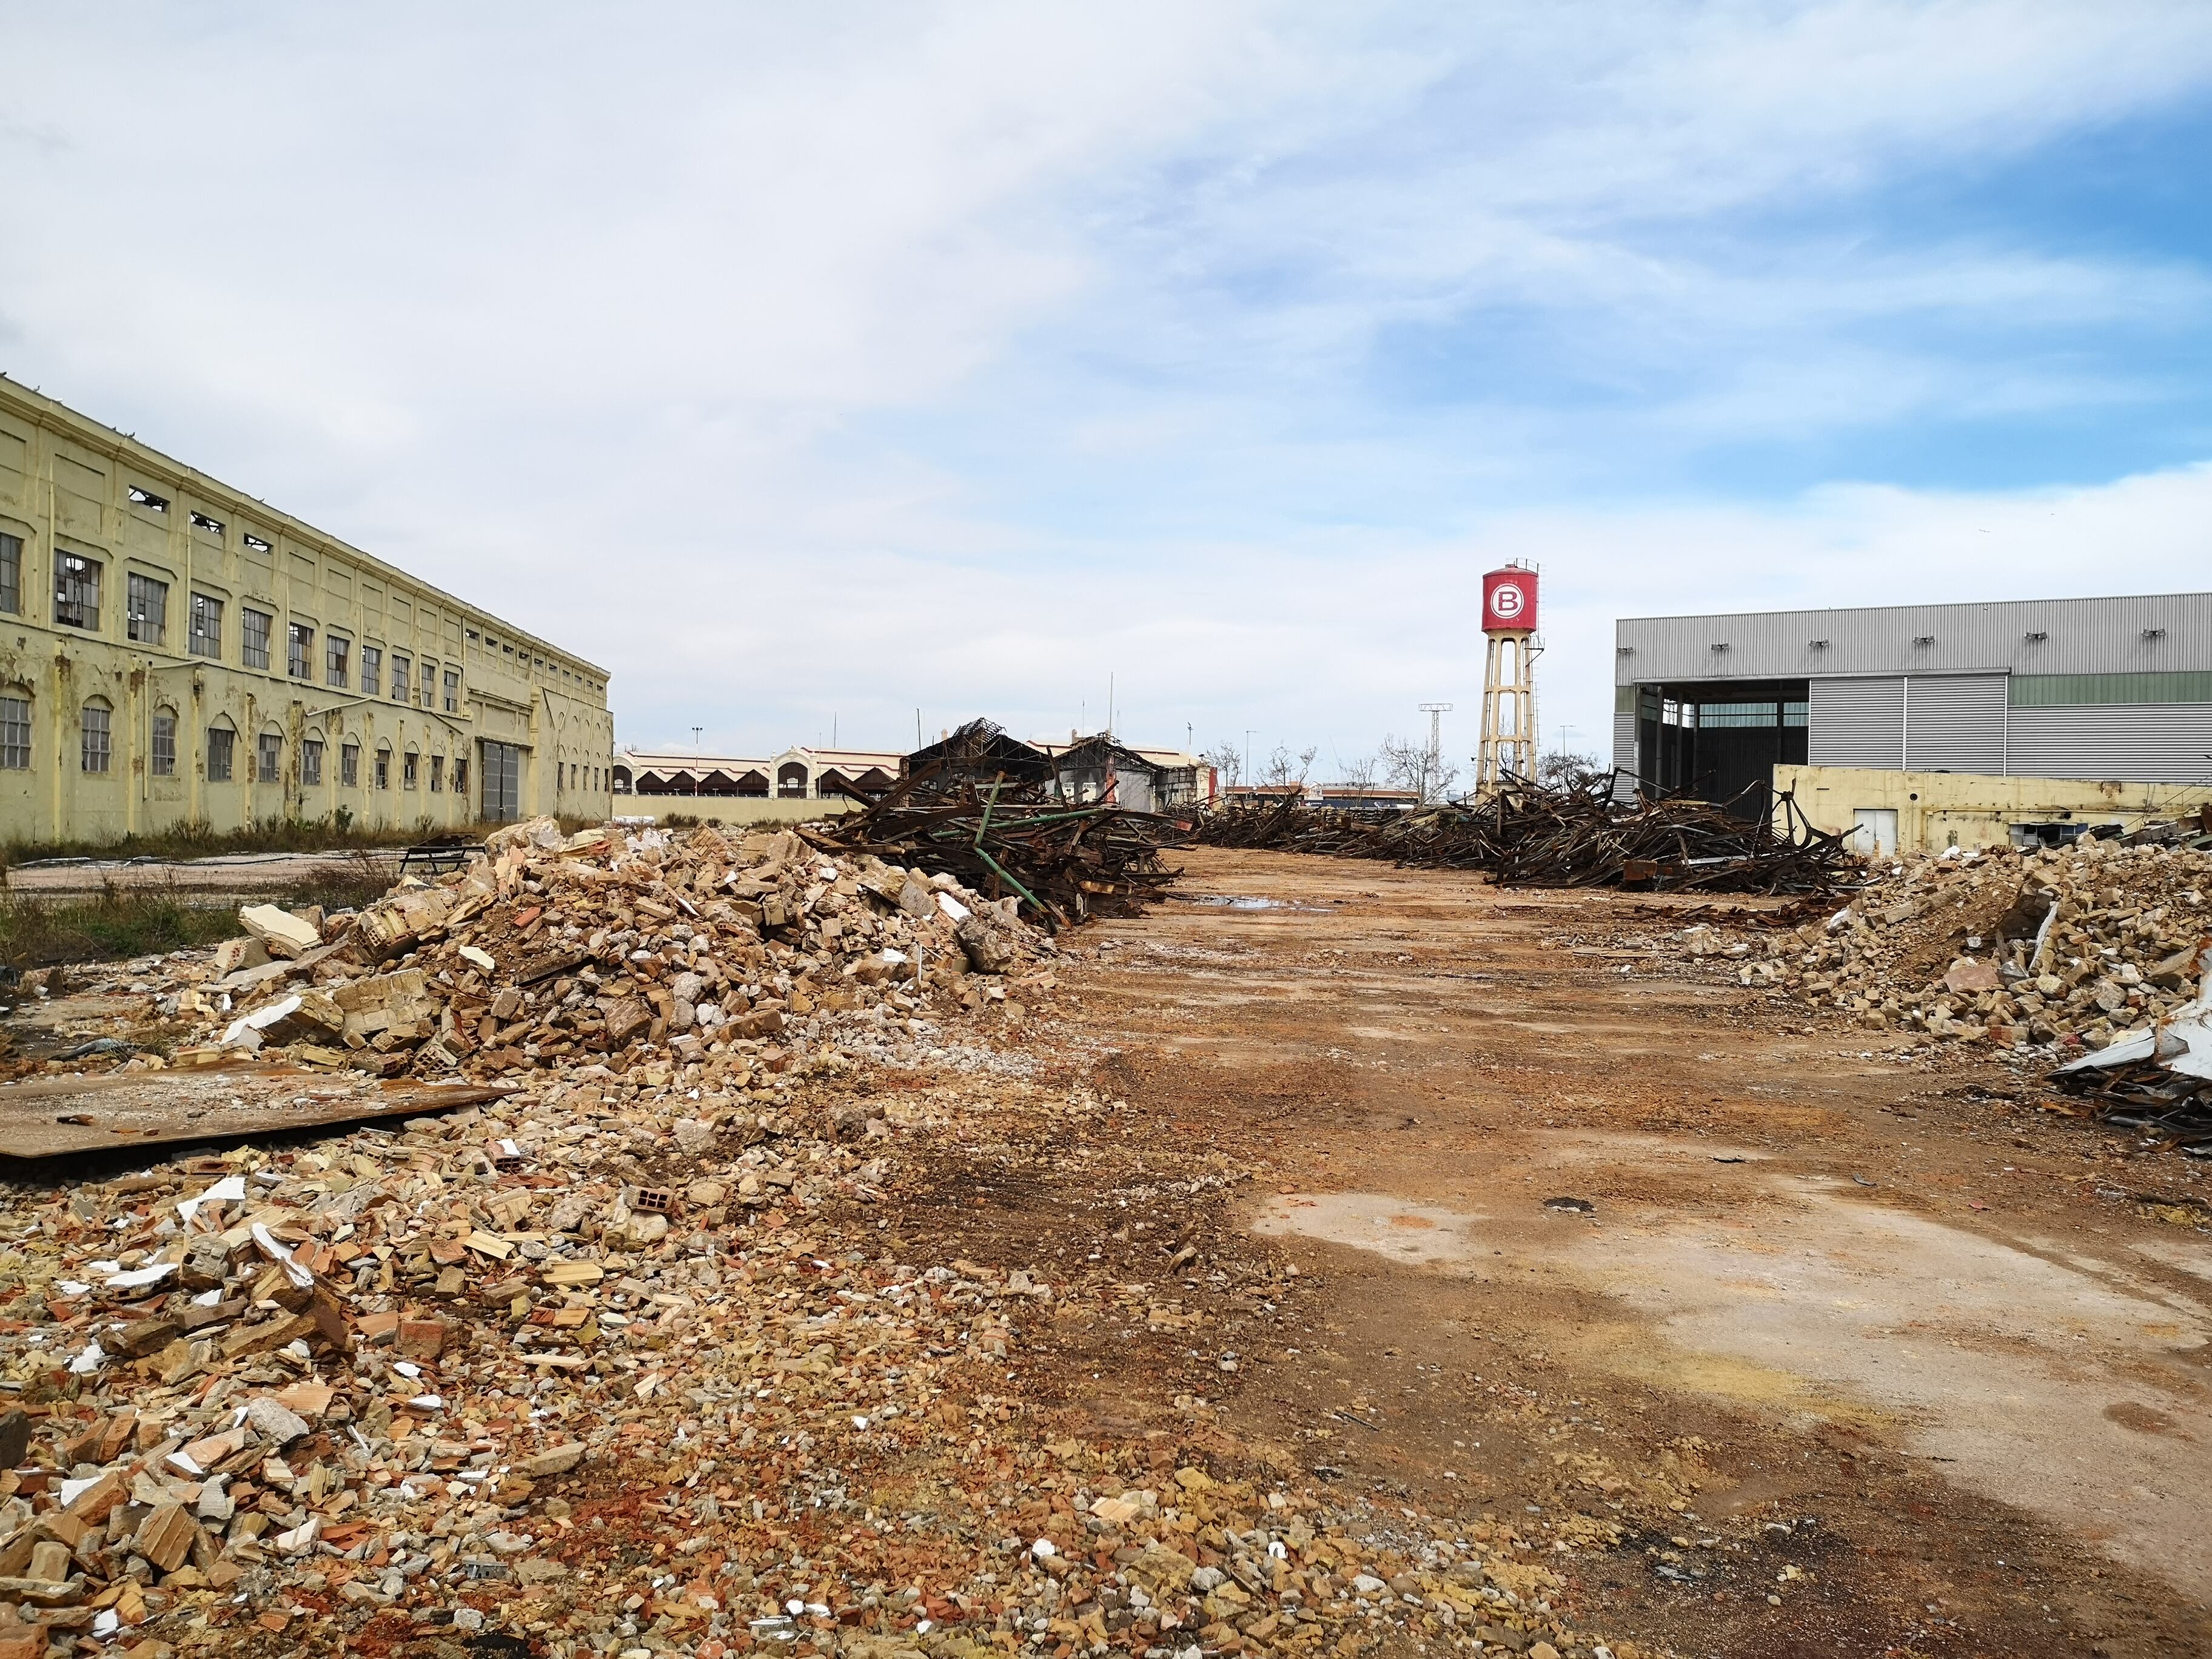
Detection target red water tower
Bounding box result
[1476,563,1538,793]
[1483,566,1537,634]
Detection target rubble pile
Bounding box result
[0,1081,1640,1659]
[1678,837,2212,1052]
[133,818,1059,1084]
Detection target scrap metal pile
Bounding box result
[821,723,1186,929]
[1196,773,1854,894]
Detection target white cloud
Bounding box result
[0,2,2207,777]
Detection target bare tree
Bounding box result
[1380,733,1458,803]
[1536,749,1608,792]
[1262,743,1319,788]
[1201,742,1242,787]
[1338,750,1379,792]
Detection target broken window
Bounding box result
[53,552,100,631]
[375,748,390,789]
[287,622,313,679]
[301,738,323,786]
[127,486,169,513]
[243,532,272,552]
[420,657,437,708]
[256,731,282,784]
[452,756,469,797]
[127,572,168,645]
[81,703,110,774]
[152,709,177,777]
[443,669,460,712]
[189,592,223,659]
[241,607,272,670]
[403,750,419,789]
[429,754,445,792]
[341,741,359,786]
[0,695,29,770]
[189,511,224,536]
[361,645,381,697]
[391,655,411,703]
[206,726,235,782]
[326,634,350,688]
[0,532,18,615]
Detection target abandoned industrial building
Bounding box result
[0,378,614,842]
[1615,591,2212,851]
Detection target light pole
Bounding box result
[1244,729,1255,790]
[691,727,702,798]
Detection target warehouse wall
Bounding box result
[0,379,615,843]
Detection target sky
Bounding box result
[3,1,2210,782]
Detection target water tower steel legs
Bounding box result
[1476,630,1537,793]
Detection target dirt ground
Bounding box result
[1008,848,2212,1659]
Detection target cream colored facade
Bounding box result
[0,378,613,844]
[1775,764,2212,854]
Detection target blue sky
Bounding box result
[3,2,2210,780]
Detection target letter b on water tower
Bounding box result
[1482,568,1536,634]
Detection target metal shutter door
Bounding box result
[1808,677,1904,769]
[480,741,521,822]
[1611,711,1637,774]
[2007,703,2212,783]
[1903,673,2007,776]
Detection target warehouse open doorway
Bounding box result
[1634,679,1809,819]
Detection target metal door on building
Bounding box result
[1851,808,1899,857]
[480,741,522,822]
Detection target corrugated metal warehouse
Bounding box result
[1612,592,2212,846]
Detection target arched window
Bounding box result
[81,697,113,774]
[403,748,420,790]
[776,760,808,798]
[206,716,237,782]
[151,705,179,777]
[256,726,284,785]
[375,743,392,790]
[0,685,32,771]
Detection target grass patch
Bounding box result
[0,887,242,971]
[0,854,403,971]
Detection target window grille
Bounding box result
[287,623,313,679]
[127,574,168,645]
[392,655,411,702]
[242,608,272,671]
[0,533,18,615]
[403,751,419,789]
[444,669,460,712]
[54,554,100,631]
[189,592,223,659]
[421,659,437,708]
[152,711,177,777]
[257,732,283,783]
[206,727,235,782]
[0,696,29,770]
[81,705,110,773]
[429,754,445,792]
[326,635,350,688]
[375,749,390,789]
[361,645,381,697]
[302,739,323,786]
[452,757,469,797]
[341,742,360,786]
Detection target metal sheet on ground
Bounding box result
[0,1067,511,1160]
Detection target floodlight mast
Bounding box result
[1417,703,1453,802]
